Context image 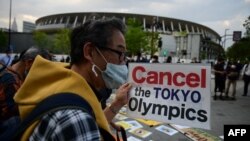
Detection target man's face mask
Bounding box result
[92,47,128,89]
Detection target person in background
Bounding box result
[236,60,243,78]
[0,47,52,136]
[0,49,13,67]
[125,54,135,67]
[135,52,148,63]
[191,57,198,63]
[242,59,250,96]
[60,56,65,62]
[65,55,70,63]
[14,18,132,141]
[213,58,226,100]
[165,56,172,63]
[150,55,159,63]
[225,64,239,100]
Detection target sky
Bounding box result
[0,0,250,48]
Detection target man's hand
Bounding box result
[112,82,133,108]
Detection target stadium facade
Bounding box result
[35,12,223,62]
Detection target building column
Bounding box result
[73,16,78,28]
[60,17,63,24]
[82,16,86,24]
[197,27,200,33]
[178,23,182,32]
[143,18,146,31]
[66,16,70,27]
[185,24,189,33]
[162,20,165,33]
[201,29,205,38]
[54,18,57,24]
[171,21,174,31]
[191,26,195,33]
[123,17,126,23]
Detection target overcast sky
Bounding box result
[0,0,250,47]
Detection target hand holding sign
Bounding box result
[114,82,133,107]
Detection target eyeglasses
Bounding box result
[102,47,126,61]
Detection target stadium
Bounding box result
[35,12,224,62]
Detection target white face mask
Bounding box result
[92,47,128,89]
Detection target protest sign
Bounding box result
[127,63,211,129]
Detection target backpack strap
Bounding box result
[0,63,7,74]
[6,92,116,141]
[116,126,127,141]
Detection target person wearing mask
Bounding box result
[14,18,132,141]
[0,47,52,136]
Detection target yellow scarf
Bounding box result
[14,56,110,140]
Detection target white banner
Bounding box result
[127,63,211,129]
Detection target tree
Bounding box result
[33,31,52,50]
[0,30,7,52]
[226,37,250,61]
[53,29,71,54]
[226,16,250,61]
[125,18,151,55]
[146,30,159,56]
[243,15,250,37]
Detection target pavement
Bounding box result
[205,79,250,138]
[110,79,250,141]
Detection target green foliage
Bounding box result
[33,30,71,54]
[125,18,151,55]
[147,31,159,56]
[0,30,7,52]
[226,37,250,61]
[200,51,207,60]
[243,15,250,37]
[33,31,52,50]
[53,29,71,54]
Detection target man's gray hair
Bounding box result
[20,46,52,61]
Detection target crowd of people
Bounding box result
[0,17,249,140]
[213,57,250,100]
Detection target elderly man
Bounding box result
[0,47,51,136]
[14,18,132,141]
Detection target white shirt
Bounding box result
[0,54,13,66]
[242,63,250,76]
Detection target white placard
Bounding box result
[127,63,211,129]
